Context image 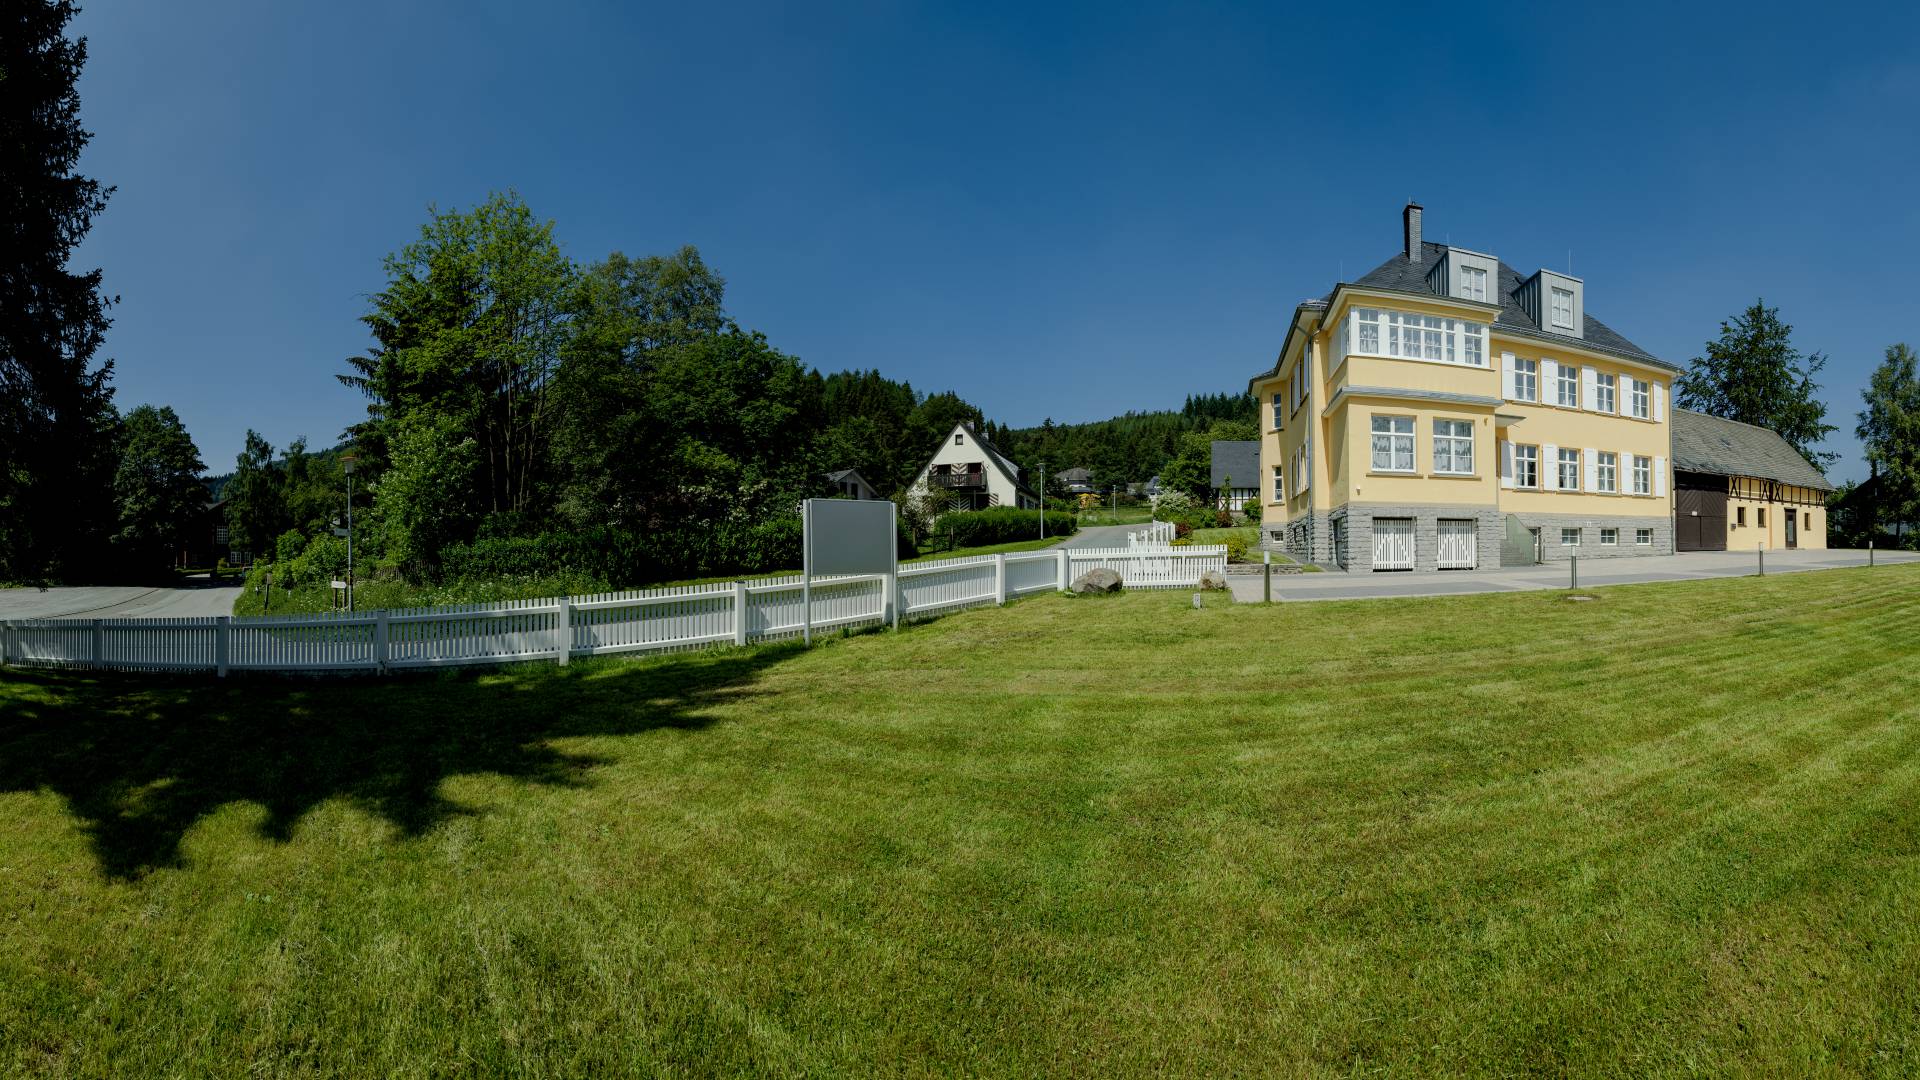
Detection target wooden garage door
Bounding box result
[1675,488,1727,551]
[1372,517,1414,571]
[1437,519,1477,570]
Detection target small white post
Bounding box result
[554,596,571,666]
[1056,548,1069,590]
[215,616,230,678]
[375,609,390,673]
[886,571,900,631]
[995,553,1008,605]
[92,619,106,669]
[733,580,749,646]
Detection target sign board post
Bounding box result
[802,499,899,647]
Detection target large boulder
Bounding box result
[1198,569,1229,591]
[1070,567,1123,595]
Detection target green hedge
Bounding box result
[931,507,1077,548]
[436,517,809,587]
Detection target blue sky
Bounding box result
[72,1,1920,482]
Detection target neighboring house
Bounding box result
[825,468,880,501]
[1671,409,1831,551]
[1057,467,1096,495]
[907,421,1040,511]
[1250,202,1683,571]
[1142,476,1162,499]
[1210,441,1260,512]
[178,496,244,569]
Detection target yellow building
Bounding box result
[1250,203,1681,571]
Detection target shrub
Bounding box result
[275,529,306,565]
[1150,490,1195,518]
[435,515,807,588]
[1214,509,1233,528]
[1242,500,1262,524]
[1225,534,1250,563]
[931,507,1078,549]
[1173,522,1192,539]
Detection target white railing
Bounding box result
[0,546,1227,677]
[1127,520,1177,549]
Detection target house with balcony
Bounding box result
[906,421,1041,511]
[1250,203,1685,571]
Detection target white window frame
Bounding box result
[954,433,964,445]
[1351,307,1488,368]
[1556,363,1579,407]
[1551,287,1574,329]
[1561,527,1581,547]
[1371,415,1416,473]
[1629,378,1650,420]
[1600,527,1618,546]
[1595,373,1617,414]
[1271,392,1283,429]
[1514,357,1538,402]
[1632,455,1651,496]
[1636,528,1653,546]
[1432,419,1475,475]
[1461,265,1487,302]
[1557,448,1580,491]
[1272,467,1285,501]
[1513,443,1538,488]
[1596,451,1618,493]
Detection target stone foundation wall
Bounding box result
[1507,512,1673,561]
[1331,503,1505,573]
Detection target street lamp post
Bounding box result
[1038,462,1047,539]
[342,453,357,613]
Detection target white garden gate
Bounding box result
[1371,517,1414,571]
[1436,519,1477,570]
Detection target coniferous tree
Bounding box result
[0,0,120,582]
[1675,301,1837,469]
[1857,343,1920,542]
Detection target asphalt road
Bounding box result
[1056,523,1146,549]
[1228,548,1920,603]
[0,580,244,620]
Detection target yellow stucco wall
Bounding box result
[1341,401,1499,508]
[1725,498,1828,550]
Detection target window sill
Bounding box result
[1365,469,1419,478]
[1426,472,1482,480]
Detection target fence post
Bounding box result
[375,610,390,673]
[1758,547,1765,577]
[554,596,571,666]
[995,553,1008,605]
[1869,538,1875,566]
[733,580,749,646]
[1057,548,1070,591]
[92,619,105,669]
[887,572,900,631]
[1264,559,1272,603]
[215,616,230,678]
[1,621,12,667]
[1570,555,1578,591]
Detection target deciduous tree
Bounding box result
[1857,343,1920,541]
[110,405,205,578]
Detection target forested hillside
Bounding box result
[991,392,1256,490]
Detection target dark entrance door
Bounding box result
[1675,487,1728,551]
[1785,508,1798,548]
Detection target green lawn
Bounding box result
[1074,505,1154,527]
[6,566,1920,1075]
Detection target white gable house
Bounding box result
[908,422,1040,511]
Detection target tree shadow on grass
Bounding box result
[0,645,801,880]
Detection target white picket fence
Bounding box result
[1128,520,1177,549]
[0,546,1227,677]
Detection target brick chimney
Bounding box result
[1403,202,1423,262]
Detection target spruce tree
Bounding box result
[0,0,119,582]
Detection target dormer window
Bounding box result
[1461,265,1487,303]
[1551,287,1574,329]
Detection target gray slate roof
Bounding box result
[1056,467,1092,483]
[1210,441,1260,489]
[1671,408,1832,491]
[1350,242,1673,370]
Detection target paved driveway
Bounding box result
[0,579,244,620]
[1056,524,1144,550]
[1227,548,1920,603]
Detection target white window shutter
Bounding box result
[1542,358,1558,394]
[1501,352,1517,401]
[1653,381,1666,422]
[1582,367,1598,411]
[1655,455,1668,498]
[1584,449,1599,492]
[1500,440,1514,488]
[1621,450,1633,492]
[1303,437,1312,491]
[1543,443,1559,491]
